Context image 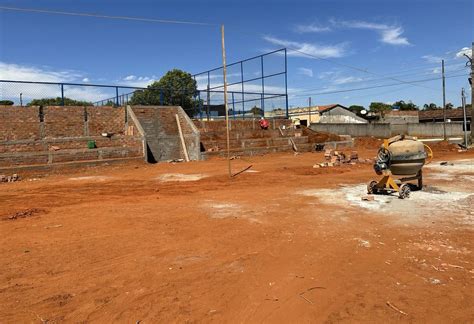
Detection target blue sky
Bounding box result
[0,0,472,109]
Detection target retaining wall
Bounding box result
[310,122,465,138]
[0,106,144,168]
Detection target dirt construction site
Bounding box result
[0,139,473,323]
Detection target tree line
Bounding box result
[348,100,470,115]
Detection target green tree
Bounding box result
[250,106,263,116]
[393,100,418,111]
[27,97,93,106]
[0,100,14,106]
[129,69,197,116]
[369,102,391,113]
[446,102,454,110]
[348,105,365,114]
[423,103,439,110]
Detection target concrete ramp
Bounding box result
[128,106,200,162]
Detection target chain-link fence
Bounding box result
[0,49,289,120]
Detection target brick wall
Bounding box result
[195,119,292,132]
[43,106,86,138]
[0,106,41,141]
[87,106,126,135]
[0,106,145,168]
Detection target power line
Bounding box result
[287,47,450,93]
[0,6,216,26]
[290,74,468,98]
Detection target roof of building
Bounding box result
[317,104,346,112]
[419,108,471,120]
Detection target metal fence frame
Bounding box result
[0,49,289,119]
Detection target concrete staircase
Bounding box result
[197,122,314,158]
[130,106,200,162]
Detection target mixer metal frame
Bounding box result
[367,138,433,199]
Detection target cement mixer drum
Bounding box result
[387,139,427,175]
[369,135,433,199]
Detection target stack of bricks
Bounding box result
[0,174,19,183]
[314,149,363,168]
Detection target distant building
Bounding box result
[379,110,419,124]
[418,108,471,122]
[265,104,367,125]
[317,104,368,124]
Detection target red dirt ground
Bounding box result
[1,144,473,323]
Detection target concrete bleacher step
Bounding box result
[200,129,296,141]
[0,156,144,173]
[0,146,143,168]
[201,135,309,151]
[202,140,314,158]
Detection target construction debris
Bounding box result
[361,195,375,201]
[315,150,371,168]
[6,208,44,220]
[0,174,19,183]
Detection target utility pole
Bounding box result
[221,24,231,178]
[442,59,447,140]
[308,97,312,126]
[470,42,474,144]
[462,88,468,148]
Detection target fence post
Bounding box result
[60,84,64,106]
[232,92,236,120]
[160,89,164,105]
[198,91,203,120]
[115,87,119,107]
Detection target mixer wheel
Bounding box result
[399,184,411,199]
[367,180,379,194]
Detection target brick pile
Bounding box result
[0,173,19,183]
[313,149,373,168]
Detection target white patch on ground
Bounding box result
[203,201,261,223]
[355,238,371,248]
[299,184,472,219]
[245,170,260,173]
[157,173,208,182]
[68,176,112,181]
[425,159,474,174]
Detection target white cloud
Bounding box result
[0,61,112,104]
[332,76,364,85]
[298,67,313,77]
[263,36,348,58]
[120,75,157,87]
[455,47,472,59]
[421,55,442,63]
[294,23,331,33]
[82,77,90,82]
[332,19,410,46]
[318,71,337,79]
[0,61,82,82]
[123,75,137,81]
[380,27,409,46]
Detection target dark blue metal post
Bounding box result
[198,91,202,120]
[160,89,164,105]
[240,62,245,120]
[115,87,119,106]
[284,48,289,118]
[60,84,64,106]
[232,92,236,120]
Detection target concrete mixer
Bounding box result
[367,135,433,199]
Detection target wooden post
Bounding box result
[175,114,190,162]
[221,24,231,178]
